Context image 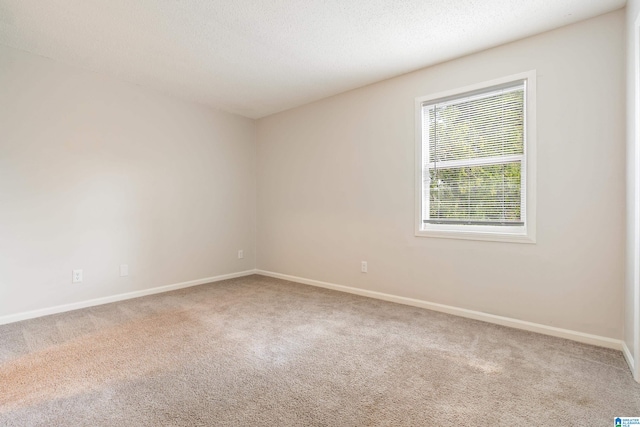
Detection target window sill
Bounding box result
[415,228,536,244]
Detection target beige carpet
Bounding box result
[0,274,638,426]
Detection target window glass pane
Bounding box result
[427,162,522,225]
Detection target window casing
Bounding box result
[415,71,536,243]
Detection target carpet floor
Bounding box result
[0,274,639,426]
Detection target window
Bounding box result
[415,71,536,243]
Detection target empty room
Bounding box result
[2,0,640,425]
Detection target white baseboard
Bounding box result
[2,268,627,362]
[623,341,635,374]
[256,270,624,351]
[0,269,258,326]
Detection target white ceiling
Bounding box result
[0,0,626,118]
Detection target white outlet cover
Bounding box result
[238,250,244,259]
[120,264,129,277]
[361,261,368,273]
[72,269,83,283]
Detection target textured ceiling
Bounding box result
[0,0,626,118]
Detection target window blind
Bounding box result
[422,81,526,226]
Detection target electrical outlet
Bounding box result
[120,264,129,277]
[238,250,244,259]
[361,261,368,273]
[72,269,83,283]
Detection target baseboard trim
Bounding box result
[256,269,624,351]
[0,269,258,326]
[2,269,625,355]
[623,341,636,374]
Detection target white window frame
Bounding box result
[414,71,536,244]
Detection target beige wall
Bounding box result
[626,0,640,373]
[0,45,256,317]
[257,10,626,339]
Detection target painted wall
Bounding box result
[0,45,256,318]
[626,0,640,376]
[257,10,626,339]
